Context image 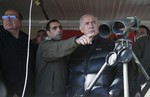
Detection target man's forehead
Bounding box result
[83,16,96,22]
[5,10,18,16]
[50,22,61,27]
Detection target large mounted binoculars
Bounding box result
[99,16,140,38]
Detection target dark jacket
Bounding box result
[131,36,150,96]
[133,36,150,72]
[68,35,123,97]
[0,30,35,97]
[35,36,79,97]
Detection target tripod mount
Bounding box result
[84,38,150,97]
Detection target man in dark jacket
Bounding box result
[0,9,35,97]
[132,35,150,97]
[68,14,123,97]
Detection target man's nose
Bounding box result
[57,27,61,31]
[89,22,94,27]
[5,17,11,21]
[89,25,94,29]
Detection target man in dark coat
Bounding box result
[0,9,35,97]
[68,14,123,97]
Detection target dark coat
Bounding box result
[68,36,123,97]
[35,36,78,97]
[0,30,35,97]
[131,36,150,96]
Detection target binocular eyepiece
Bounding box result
[99,16,140,38]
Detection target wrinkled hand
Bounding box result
[75,33,94,45]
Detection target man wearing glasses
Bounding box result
[0,9,35,97]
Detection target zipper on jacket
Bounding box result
[51,72,54,94]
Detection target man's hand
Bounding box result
[75,33,94,45]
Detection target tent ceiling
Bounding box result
[0,0,150,30]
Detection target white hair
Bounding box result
[79,14,98,27]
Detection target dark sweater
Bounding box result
[0,30,35,97]
[68,36,123,97]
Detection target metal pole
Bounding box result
[123,63,129,97]
[85,63,107,91]
[132,52,150,81]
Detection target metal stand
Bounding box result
[117,39,150,97]
[84,38,150,97]
[116,39,132,97]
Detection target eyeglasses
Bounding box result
[2,15,17,20]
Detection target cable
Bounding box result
[21,0,33,97]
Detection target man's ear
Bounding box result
[80,26,84,34]
[46,31,50,36]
